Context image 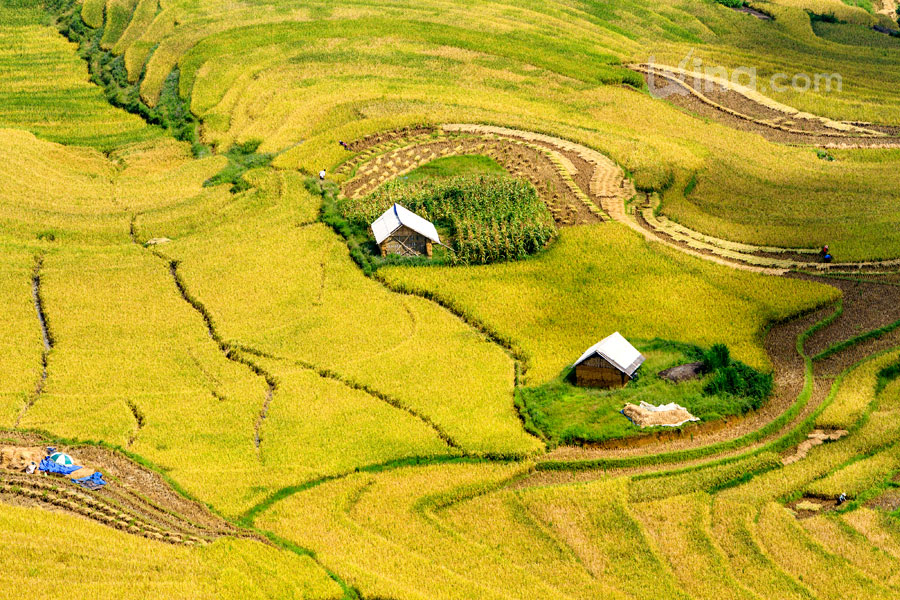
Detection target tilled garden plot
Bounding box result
[0,433,257,545]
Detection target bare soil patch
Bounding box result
[0,431,255,545]
[796,274,900,369]
[788,496,839,519]
[659,362,703,383]
[733,6,773,20]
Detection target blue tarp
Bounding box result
[38,457,82,475]
[71,472,106,490]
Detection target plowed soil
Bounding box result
[0,432,257,545]
[636,68,900,147]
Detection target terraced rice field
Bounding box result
[2,0,900,598]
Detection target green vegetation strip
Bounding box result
[813,317,900,362]
[238,456,505,527]
[46,0,202,150]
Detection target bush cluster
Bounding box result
[699,343,773,407]
[203,140,273,193]
[340,174,556,265]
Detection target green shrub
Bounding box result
[701,343,732,372]
[809,11,842,24]
[876,358,900,395]
[704,362,773,406]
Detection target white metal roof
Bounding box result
[371,203,441,245]
[573,332,645,377]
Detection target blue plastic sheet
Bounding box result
[71,472,106,490]
[38,457,82,475]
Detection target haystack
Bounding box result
[622,402,699,428]
[0,446,44,471]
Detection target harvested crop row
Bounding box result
[341,132,601,226]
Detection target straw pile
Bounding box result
[622,402,699,428]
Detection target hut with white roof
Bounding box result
[371,203,441,258]
[573,332,645,388]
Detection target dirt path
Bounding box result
[340,129,606,226]
[445,125,900,273]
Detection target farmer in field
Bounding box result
[821,245,832,263]
[319,169,326,181]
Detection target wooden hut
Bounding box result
[573,332,645,388]
[371,203,441,258]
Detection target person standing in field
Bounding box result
[319,169,326,180]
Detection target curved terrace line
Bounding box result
[15,255,54,429]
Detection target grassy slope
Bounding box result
[0,247,42,428]
[400,154,507,185]
[7,154,455,516]
[256,349,900,599]
[147,186,540,458]
[519,342,771,445]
